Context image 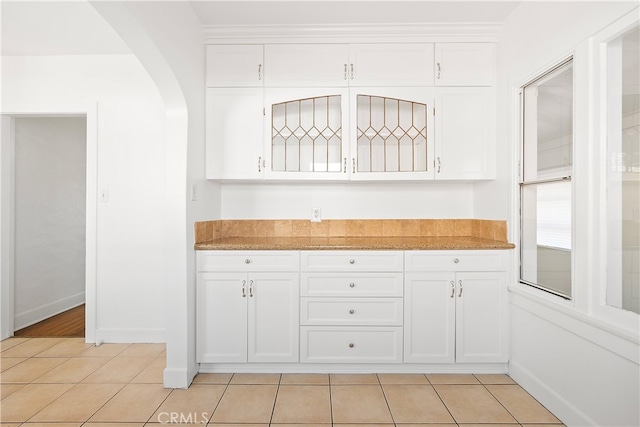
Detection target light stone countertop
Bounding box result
[194,235,515,251]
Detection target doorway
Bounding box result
[11,116,87,337]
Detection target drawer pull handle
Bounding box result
[349,259,355,264]
[349,282,355,288]
[349,309,355,314]
[245,259,251,264]
[348,343,355,348]
[453,258,459,263]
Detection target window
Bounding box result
[520,59,573,298]
[604,25,640,315]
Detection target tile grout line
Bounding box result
[376,373,397,426]
[206,374,233,424]
[267,373,282,425]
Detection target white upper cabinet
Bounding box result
[434,43,496,86]
[205,40,498,181]
[264,44,350,87]
[348,44,434,86]
[206,87,264,180]
[264,43,434,87]
[206,45,264,87]
[435,87,496,180]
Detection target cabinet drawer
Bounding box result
[404,250,507,272]
[301,272,403,297]
[301,298,403,326]
[197,251,300,272]
[301,251,403,272]
[300,326,403,363]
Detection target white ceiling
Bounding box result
[1,1,131,56]
[1,0,522,56]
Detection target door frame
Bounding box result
[0,104,98,343]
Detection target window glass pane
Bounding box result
[523,61,573,181]
[521,181,572,297]
[606,25,640,314]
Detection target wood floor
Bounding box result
[14,304,85,338]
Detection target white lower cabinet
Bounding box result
[196,249,509,369]
[196,252,299,363]
[404,251,508,364]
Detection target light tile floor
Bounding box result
[1,337,564,426]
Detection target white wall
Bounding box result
[221,182,473,219]
[13,117,86,329]
[2,55,168,342]
[91,1,220,388]
[495,2,640,426]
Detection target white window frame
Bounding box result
[519,58,574,299]
[512,9,639,338]
[585,10,640,333]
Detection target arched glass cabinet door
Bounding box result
[350,87,435,181]
[264,88,350,180]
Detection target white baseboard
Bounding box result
[94,328,165,344]
[14,292,85,330]
[509,360,595,427]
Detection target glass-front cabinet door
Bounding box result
[264,87,435,180]
[350,87,435,181]
[264,88,350,180]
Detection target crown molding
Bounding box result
[203,22,501,44]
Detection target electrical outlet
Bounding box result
[311,207,322,222]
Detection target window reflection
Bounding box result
[606,25,640,314]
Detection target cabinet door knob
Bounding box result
[245,259,251,264]
[453,258,459,263]
[349,309,355,314]
[348,343,355,348]
[349,282,355,288]
[349,259,355,264]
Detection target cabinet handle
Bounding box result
[245,259,251,264]
[458,280,463,297]
[352,158,356,173]
[349,259,355,264]
[348,343,355,348]
[258,64,262,80]
[437,62,441,79]
[343,63,348,80]
[249,280,254,297]
[343,157,347,173]
[258,156,262,172]
[242,280,246,298]
[437,157,441,173]
[450,281,455,298]
[349,282,355,288]
[350,63,354,79]
[453,258,459,263]
[349,309,355,314]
